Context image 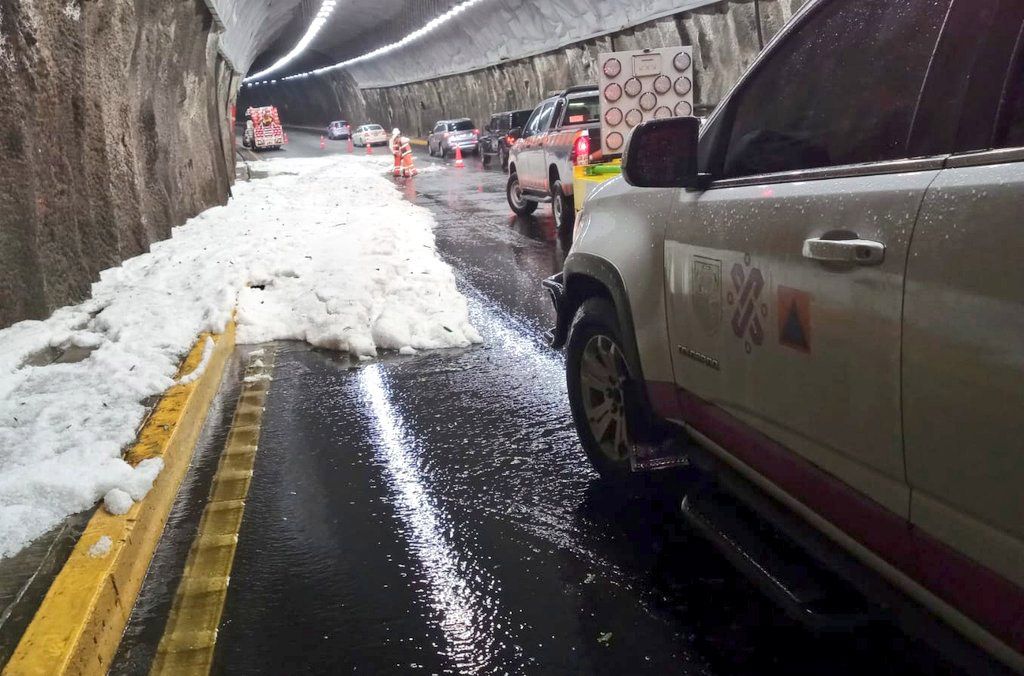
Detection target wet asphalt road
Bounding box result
[113,129,966,675]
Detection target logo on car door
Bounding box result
[727,256,766,353]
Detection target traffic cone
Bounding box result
[366,142,372,155]
[454,145,464,168]
[320,135,325,149]
[347,137,354,153]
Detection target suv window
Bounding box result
[720,0,951,179]
[511,111,531,129]
[433,123,445,134]
[451,120,475,131]
[489,115,504,132]
[564,95,600,125]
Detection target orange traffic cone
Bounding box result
[454,145,464,168]
[320,135,325,149]
[366,142,372,155]
[347,137,354,153]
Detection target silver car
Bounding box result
[544,0,1024,671]
[427,118,479,158]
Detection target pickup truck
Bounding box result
[506,86,602,231]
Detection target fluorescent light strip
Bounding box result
[249,0,485,85]
[244,0,339,82]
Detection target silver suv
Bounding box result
[544,0,1024,671]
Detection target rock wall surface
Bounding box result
[0,0,237,328]
[243,0,808,139]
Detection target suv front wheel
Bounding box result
[566,298,647,482]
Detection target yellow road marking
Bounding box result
[150,350,275,675]
[408,138,428,146]
[3,324,235,676]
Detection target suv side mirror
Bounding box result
[509,127,523,138]
[622,117,701,189]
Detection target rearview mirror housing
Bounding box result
[622,117,701,189]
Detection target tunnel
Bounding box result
[0,0,804,329]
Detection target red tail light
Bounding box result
[571,132,591,166]
[443,132,450,140]
[505,134,517,146]
[473,129,480,136]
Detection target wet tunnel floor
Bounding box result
[111,131,966,675]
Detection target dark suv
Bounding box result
[479,109,532,170]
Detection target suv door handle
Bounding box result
[802,238,885,265]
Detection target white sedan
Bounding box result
[352,124,388,147]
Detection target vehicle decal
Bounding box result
[778,286,812,353]
[727,255,766,353]
[691,255,722,335]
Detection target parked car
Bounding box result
[352,124,388,146]
[327,120,351,139]
[427,119,479,158]
[543,0,1024,672]
[506,86,601,231]
[479,109,532,170]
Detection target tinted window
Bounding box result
[721,0,950,178]
[998,31,1024,148]
[433,123,445,133]
[564,95,600,125]
[368,125,383,131]
[452,120,475,131]
[511,110,532,128]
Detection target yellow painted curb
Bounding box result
[408,138,428,146]
[3,322,236,676]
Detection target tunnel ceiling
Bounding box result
[222,0,721,88]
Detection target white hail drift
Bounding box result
[0,155,481,558]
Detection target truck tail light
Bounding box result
[505,134,516,146]
[571,131,591,166]
[473,129,480,136]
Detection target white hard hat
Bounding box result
[392,128,400,136]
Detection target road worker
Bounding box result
[398,132,418,177]
[391,128,403,177]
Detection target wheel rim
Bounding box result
[509,176,526,210]
[580,335,631,462]
[553,187,563,222]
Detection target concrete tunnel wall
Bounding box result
[242,0,808,140]
[0,0,303,329]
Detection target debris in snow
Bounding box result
[103,489,133,516]
[88,535,112,558]
[597,632,613,645]
[252,358,265,368]
[248,348,266,357]
[584,573,595,584]
[176,336,215,385]
[243,373,271,383]
[398,346,417,356]
[0,155,480,560]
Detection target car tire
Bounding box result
[565,298,648,483]
[500,148,509,171]
[441,145,447,159]
[506,172,538,216]
[551,179,575,232]
[481,148,491,166]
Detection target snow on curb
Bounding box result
[0,155,481,559]
[176,336,215,385]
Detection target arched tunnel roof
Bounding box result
[214,0,720,88]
